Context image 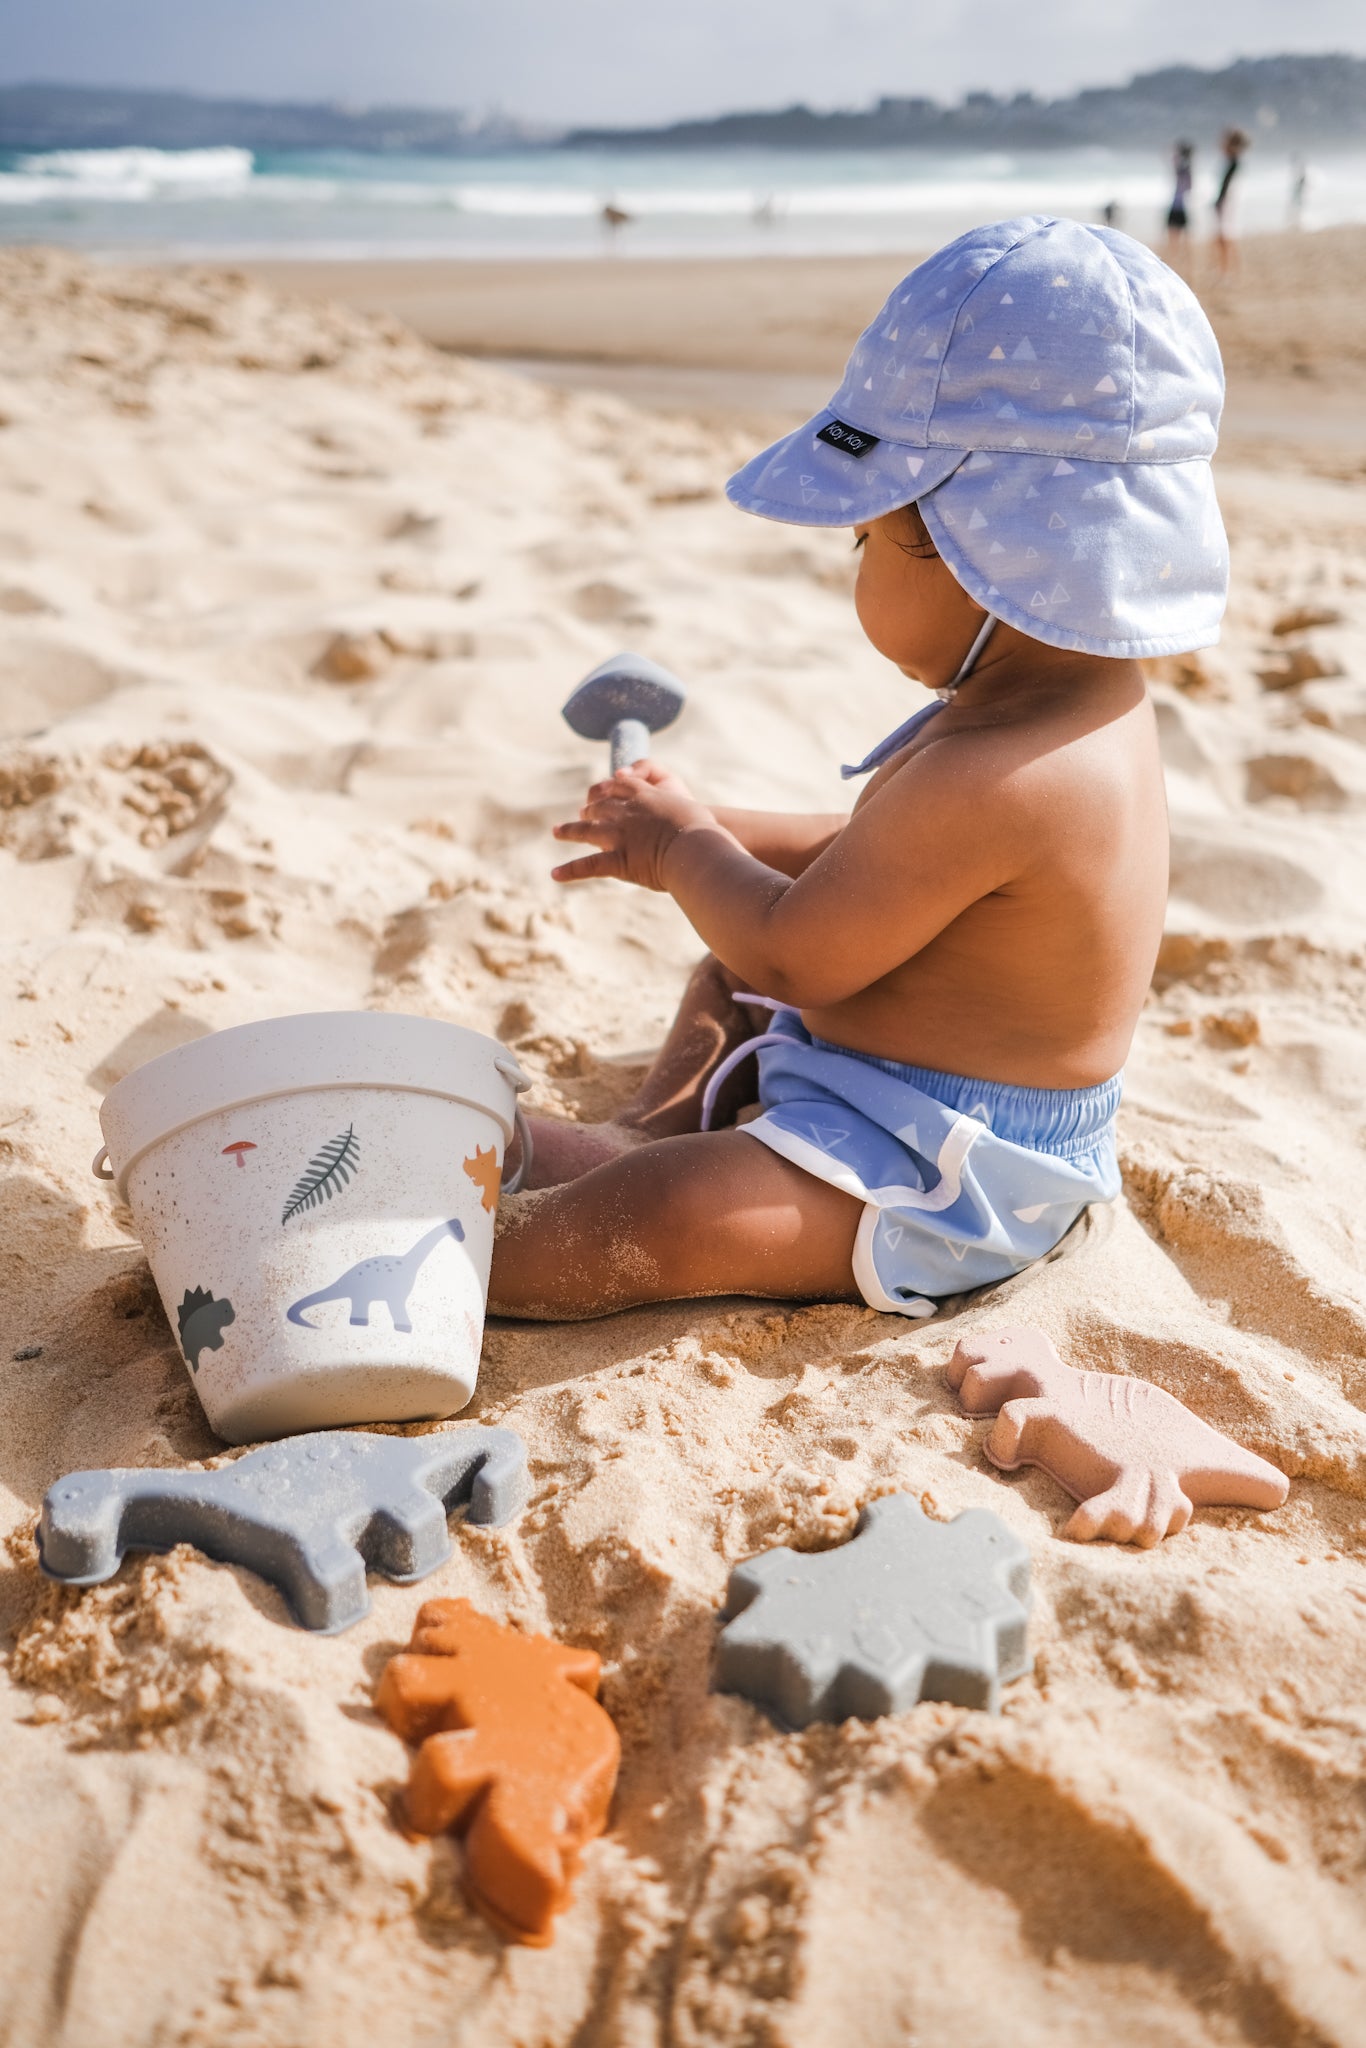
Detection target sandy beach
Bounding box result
[243,227,1366,466]
[2,234,1366,2045]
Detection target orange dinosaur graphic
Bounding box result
[462,1144,501,1214]
[375,1597,619,1945]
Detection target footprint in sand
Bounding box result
[0,635,116,739]
[1245,753,1348,811]
[1167,831,1323,925]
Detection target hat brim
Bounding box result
[725,408,965,527]
[920,451,1228,660]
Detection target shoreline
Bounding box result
[235,249,923,373]
[478,351,1366,459]
[229,231,1366,372]
[228,232,1366,464]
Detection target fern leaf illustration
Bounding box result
[282,1125,361,1224]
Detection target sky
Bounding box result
[2,0,1364,129]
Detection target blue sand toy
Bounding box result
[36,1425,528,1634]
[715,1493,1031,1725]
[562,650,687,772]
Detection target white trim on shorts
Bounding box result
[741,1117,939,1318]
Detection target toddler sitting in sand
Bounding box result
[491,215,1228,1321]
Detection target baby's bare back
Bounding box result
[799,670,1167,1089]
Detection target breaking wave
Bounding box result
[0,146,256,203]
[1,141,1363,256]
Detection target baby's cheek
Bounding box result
[852,565,875,637]
[853,563,897,659]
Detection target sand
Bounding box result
[240,228,1366,382]
[1,238,1365,2047]
[244,227,1366,469]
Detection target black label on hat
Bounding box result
[816,417,880,459]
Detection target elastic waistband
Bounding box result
[805,1028,1122,1160]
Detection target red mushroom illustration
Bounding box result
[222,1141,257,1169]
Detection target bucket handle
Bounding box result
[92,1145,114,1182]
[494,1055,534,1197]
[503,1102,534,1196]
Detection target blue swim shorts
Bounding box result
[739,1008,1121,1317]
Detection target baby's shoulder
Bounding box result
[954,674,1156,783]
[877,682,1160,834]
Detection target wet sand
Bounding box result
[239,227,1366,467]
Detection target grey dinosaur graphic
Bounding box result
[177,1287,235,1372]
[286,1219,464,1333]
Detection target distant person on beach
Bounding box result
[1213,129,1249,278]
[1102,199,1122,229]
[601,201,632,246]
[1288,156,1308,231]
[489,218,1229,1323]
[1165,142,1194,258]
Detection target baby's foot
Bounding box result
[517,1114,648,1191]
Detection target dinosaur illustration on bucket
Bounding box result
[463,1144,501,1214]
[176,1287,235,1372]
[286,1219,465,1333]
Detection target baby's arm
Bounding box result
[606,763,843,878]
[709,807,844,877]
[553,739,1029,1004]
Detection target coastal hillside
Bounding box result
[571,53,1366,150]
[4,52,1365,155]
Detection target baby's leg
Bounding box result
[489,1128,862,1319]
[521,955,767,1189]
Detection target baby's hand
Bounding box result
[552,760,716,890]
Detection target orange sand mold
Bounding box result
[375,1597,620,1945]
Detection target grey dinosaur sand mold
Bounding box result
[286,1218,464,1332]
[36,1425,528,1633]
[715,1494,1032,1726]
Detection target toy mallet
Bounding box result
[561,650,686,773]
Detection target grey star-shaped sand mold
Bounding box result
[36,1426,528,1634]
[715,1494,1032,1726]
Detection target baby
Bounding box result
[490,215,1227,1321]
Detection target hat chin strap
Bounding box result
[939,611,996,700]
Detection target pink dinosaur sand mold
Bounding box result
[946,1327,1290,1547]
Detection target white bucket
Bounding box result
[94,1012,531,1444]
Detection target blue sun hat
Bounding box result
[726,215,1228,659]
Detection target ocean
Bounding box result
[2,141,1364,259]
